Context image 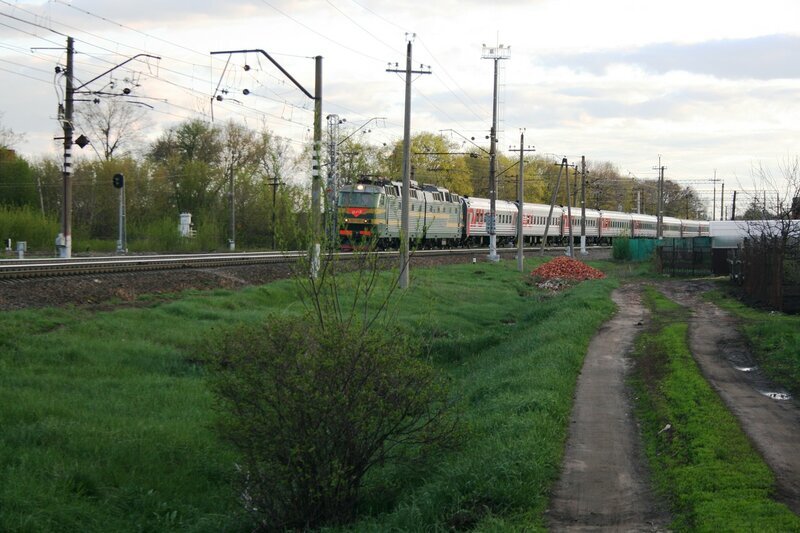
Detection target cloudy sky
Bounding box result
[1,0,799,215]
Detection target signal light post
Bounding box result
[113,173,127,254]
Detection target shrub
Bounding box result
[612,236,632,261]
[0,205,59,253]
[206,250,457,531]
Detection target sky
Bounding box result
[1,0,799,217]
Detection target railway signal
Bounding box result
[113,173,127,253]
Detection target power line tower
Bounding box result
[387,34,431,289]
[482,42,510,262]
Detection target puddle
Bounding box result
[735,366,757,372]
[760,391,792,401]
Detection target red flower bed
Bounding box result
[530,256,605,281]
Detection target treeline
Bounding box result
[0,116,707,253]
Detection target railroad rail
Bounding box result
[0,246,610,280]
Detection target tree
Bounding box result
[336,138,389,185]
[0,112,23,149]
[148,119,223,216]
[386,132,473,195]
[739,158,800,310]
[75,99,148,160]
[0,149,36,209]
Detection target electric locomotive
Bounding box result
[337,180,462,249]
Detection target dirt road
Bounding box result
[547,284,670,532]
[659,281,800,514]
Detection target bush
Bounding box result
[0,205,60,253]
[206,252,457,531]
[612,236,632,261]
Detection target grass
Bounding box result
[0,256,623,531]
[705,287,800,398]
[630,286,800,532]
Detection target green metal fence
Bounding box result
[657,237,713,276]
[629,238,658,262]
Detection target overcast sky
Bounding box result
[1,0,799,215]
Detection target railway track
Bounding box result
[0,246,611,280]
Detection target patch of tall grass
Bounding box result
[631,287,800,531]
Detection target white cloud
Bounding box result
[1,0,798,214]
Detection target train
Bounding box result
[337,179,709,249]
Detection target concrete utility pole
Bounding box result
[565,163,574,257]
[56,37,160,258]
[732,190,737,220]
[58,36,75,258]
[580,155,588,255]
[509,129,534,272]
[210,49,321,273]
[711,169,718,222]
[653,156,665,239]
[387,35,430,289]
[482,43,510,262]
[720,180,725,221]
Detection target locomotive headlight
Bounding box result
[356,184,364,191]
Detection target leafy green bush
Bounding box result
[0,205,59,253]
[206,252,457,531]
[612,236,631,260]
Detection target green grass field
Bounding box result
[631,287,800,532]
[0,257,623,531]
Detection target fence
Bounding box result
[740,236,800,313]
[656,237,713,277]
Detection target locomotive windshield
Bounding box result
[338,191,378,207]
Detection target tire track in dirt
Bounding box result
[659,281,800,515]
[547,284,670,532]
